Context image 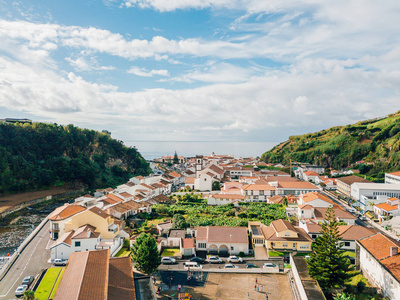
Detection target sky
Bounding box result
[1,1,400,145]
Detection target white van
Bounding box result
[184,262,202,269]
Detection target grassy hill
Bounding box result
[261,111,400,179]
[0,122,150,194]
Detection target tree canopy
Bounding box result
[131,233,161,275]
[308,206,354,290]
[0,122,150,194]
[172,213,188,229]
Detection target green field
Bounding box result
[35,267,65,300]
[115,247,131,257]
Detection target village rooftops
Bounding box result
[312,207,356,220]
[242,184,277,191]
[267,195,285,204]
[277,181,319,189]
[359,233,400,261]
[338,225,376,241]
[196,226,248,244]
[182,238,195,249]
[375,202,399,211]
[49,204,86,221]
[336,175,371,185]
[71,224,100,239]
[106,194,124,203]
[388,171,400,177]
[168,229,186,239]
[210,194,246,200]
[303,171,319,176]
[301,192,338,206]
[89,207,110,219]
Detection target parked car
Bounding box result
[227,256,243,263]
[15,285,28,297]
[184,262,203,270]
[224,263,238,269]
[189,256,206,264]
[359,216,367,221]
[161,257,176,265]
[53,259,68,266]
[22,275,34,287]
[207,256,223,264]
[246,263,258,269]
[263,263,278,268]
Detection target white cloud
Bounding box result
[65,56,115,72]
[127,66,169,77]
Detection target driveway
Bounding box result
[254,247,269,260]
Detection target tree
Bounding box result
[173,151,179,164]
[172,213,188,229]
[308,206,354,290]
[212,181,221,191]
[333,292,356,300]
[131,233,161,275]
[22,290,37,300]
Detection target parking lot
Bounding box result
[155,271,293,300]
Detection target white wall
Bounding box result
[359,246,400,299]
[50,243,71,261]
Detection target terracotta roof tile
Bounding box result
[182,238,195,249]
[242,184,277,191]
[107,194,124,203]
[196,226,248,244]
[89,207,110,219]
[336,175,371,185]
[359,233,400,260]
[375,203,399,211]
[108,256,135,300]
[271,219,296,232]
[277,181,319,189]
[211,194,245,200]
[49,204,86,221]
[338,225,376,241]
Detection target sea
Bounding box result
[124,141,279,160]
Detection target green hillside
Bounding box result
[261,111,400,176]
[0,122,150,194]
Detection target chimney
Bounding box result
[390,246,398,257]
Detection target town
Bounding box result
[1,153,400,300]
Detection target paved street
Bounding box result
[0,221,51,300]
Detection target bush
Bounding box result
[356,281,366,293]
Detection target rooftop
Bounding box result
[336,175,371,185]
[49,204,86,221]
[196,226,248,244]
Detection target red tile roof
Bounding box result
[359,233,400,260]
[375,203,399,212]
[49,204,86,221]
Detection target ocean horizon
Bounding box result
[124,141,279,160]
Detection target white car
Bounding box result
[263,263,278,268]
[53,259,68,266]
[207,256,223,264]
[15,285,28,297]
[161,257,176,265]
[224,263,239,269]
[227,256,243,263]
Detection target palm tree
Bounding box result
[22,290,37,300]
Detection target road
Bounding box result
[0,221,51,300]
[159,258,283,272]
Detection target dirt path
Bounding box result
[0,186,81,214]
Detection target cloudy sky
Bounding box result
[1,1,400,145]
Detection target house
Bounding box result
[336,175,370,198]
[54,249,135,300]
[302,171,320,183]
[241,183,277,202]
[322,178,337,190]
[385,171,400,184]
[273,181,319,195]
[50,224,101,261]
[338,225,376,251]
[49,204,86,240]
[261,219,313,252]
[167,229,186,247]
[207,193,245,205]
[194,172,217,191]
[156,220,173,236]
[181,238,196,257]
[221,181,243,194]
[357,233,400,299]
[298,206,357,225]
[267,195,285,204]
[298,192,337,208]
[374,199,400,222]
[184,177,195,190]
[195,226,249,255]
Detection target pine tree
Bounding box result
[131,233,161,275]
[173,151,179,164]
[308,206,354,290]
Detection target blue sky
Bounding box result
[1,0,400,145]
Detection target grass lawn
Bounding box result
[343,251,355,257]
[35,267,64,300]
[294,252,311,257]
[161,248,181,257]
[49,268,65,299]
[147,218,167,227]
[268,251,285,257]
[346,271,370,287]
[115,247,131,257]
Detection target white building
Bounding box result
[385,171,400,185]
[195,226,249,255]
[357,233,400,299]
[241,183,277,202]
[207,193,246,205]
[351,183,400,202]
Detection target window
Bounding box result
[312,234,317,239]
[300,244,309,249]
[282,243,288,247]
[344,242,350,247]
[285,232,290,237]
[231,246,234,250]
[198,243,206,249]
[75,241,81,247]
